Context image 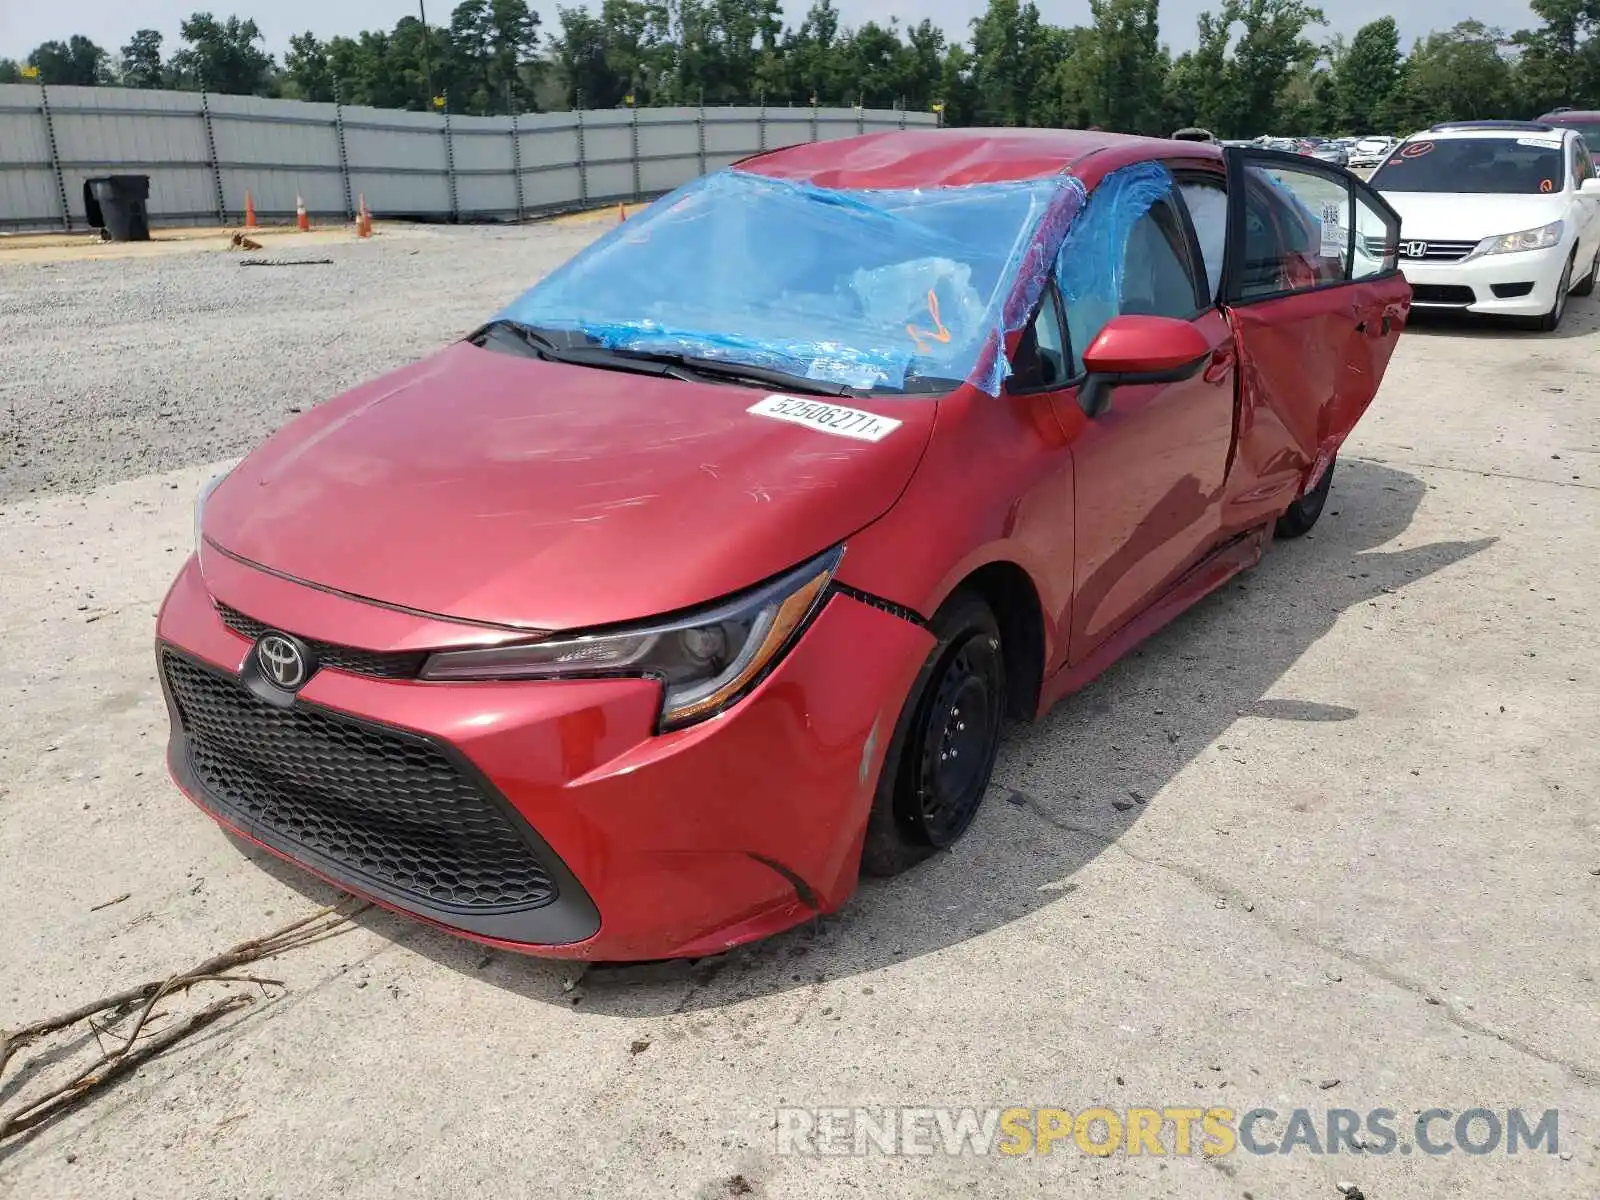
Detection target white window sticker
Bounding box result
[748,394,902,443]
[1319,201,1346,258]
[1517,136,1563,149]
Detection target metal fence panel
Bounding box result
[704,118,760,155]
[0,169,60,225]
[0,83,935,231]
[521,166,582,208]
[0,101,51,162]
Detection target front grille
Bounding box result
[163,652,558,911]
[1408,283,1477,305]
[216,601,426,680]
[1375,236,1478,263]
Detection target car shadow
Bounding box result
[1401,293,1600,340]
[236,456,1495,1013]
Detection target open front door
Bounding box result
[1216,147,1409,534]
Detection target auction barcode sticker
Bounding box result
[1319,201,1346,258]
[748,394,902,443]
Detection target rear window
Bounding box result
[1545,117,1600,153]
[1369,136,1566,195]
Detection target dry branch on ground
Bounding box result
[0,902,366,1142]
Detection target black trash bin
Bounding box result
[83,175,152,241]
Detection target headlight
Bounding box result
[1470,220,1564,258]
[193,470,231,554]
[419,547,844,730]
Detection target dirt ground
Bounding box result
[0,223,1597,1199]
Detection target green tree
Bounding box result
[1335,17,1400,132]
[781,0,848,105]
[1073,0,1167,133]
[1512,0,1600,114]
[1388,20,1516,129]
[283,32,335,101]
[968,0,1051,126]
[27,36,110,85]
[120,31,167,88]
[1230,0,1327,136]
[169,13,276,94]
[1165,9,1236,133]
[902,20,947,113]
[936,42,981,125]
[837,21,912,108]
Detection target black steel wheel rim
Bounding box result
[912,633,1004,847]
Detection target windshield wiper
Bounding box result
[474,320,702,381]
[603,349,855,397]
[474,321,857,396]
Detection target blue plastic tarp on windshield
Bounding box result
[497,167,1087,396]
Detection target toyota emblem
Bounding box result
[256,633,309,690]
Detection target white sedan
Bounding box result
[1367,121,1600,330]
[1347,136,1398,169]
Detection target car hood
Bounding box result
[1379,191,1569,241]
[202,341,937,631]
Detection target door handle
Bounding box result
[1203,346,1234,384]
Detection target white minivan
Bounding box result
[1366,120,1600,330]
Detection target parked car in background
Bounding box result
[1309,142,1350,167]
[1538,108,1600,153]
[158,129,1411,961]
[1171,126,1219,143]
[1348,136,1399,168]
[1367,120,1600,330]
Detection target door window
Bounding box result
[1010,286,1070,392]
[1352,189,1400,280]
[1573,140,1594,186]
[1177,180,1228,301]
[1235,163,1354,298]
[1065,199,1204,372]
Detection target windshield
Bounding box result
[1545,117,1600,153]
[496,169,1075,395]
[1370,136,1566,194]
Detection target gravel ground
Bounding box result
[0,223,601,501]
[2,227,1598,1199]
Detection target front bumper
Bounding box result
[1401,244,1570,316]
[156,553,933,960]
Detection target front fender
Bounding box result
[833,385,1073,671]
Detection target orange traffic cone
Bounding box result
[617,201,627,223]
[296,194,310,232]
[243,190,256,228]
[357,194,371,238]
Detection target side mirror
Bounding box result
[1581,177,1600,197]
[1079,315,1213,416]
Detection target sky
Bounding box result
[0,0,1542,62]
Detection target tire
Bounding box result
[861,590,1007,878]
[1573,246,1599,298]
[1535,253,1574,331]
[1275,453,1336,539]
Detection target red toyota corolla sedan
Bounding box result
[158,129,1409,961]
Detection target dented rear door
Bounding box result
[1217,147,1410,534]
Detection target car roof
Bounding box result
[1408,124,1573,142]
[736,127,1218,191]
[1541,109,1600,120]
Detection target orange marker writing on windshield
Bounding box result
[906,290,952,352]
